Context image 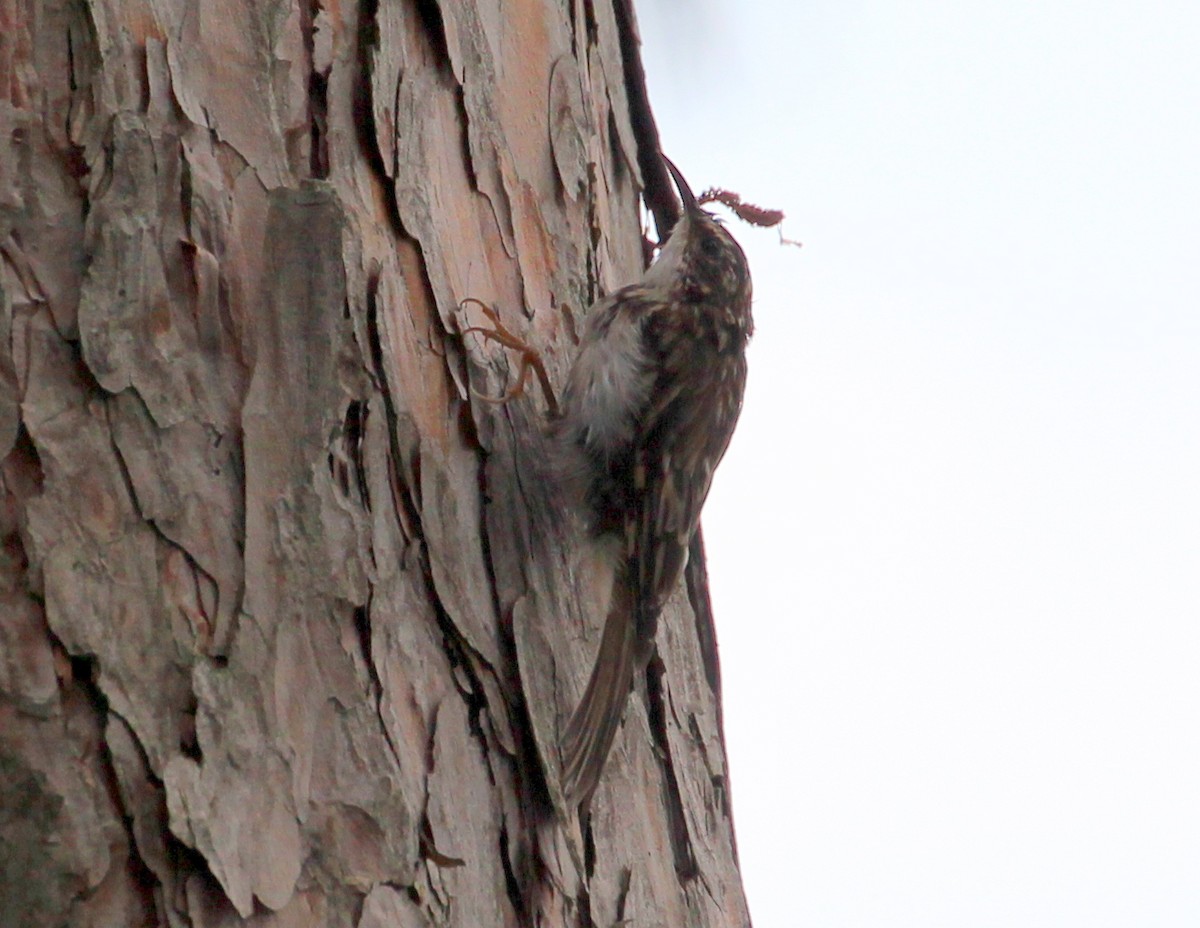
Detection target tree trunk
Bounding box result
[0,1,749,925]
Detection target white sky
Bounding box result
[636,2,1200,925]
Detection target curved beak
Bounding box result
[661,154,700,216]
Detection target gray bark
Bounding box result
[0,1,749,925]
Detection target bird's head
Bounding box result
[644,156,752,333]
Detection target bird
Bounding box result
[556,155,753,807]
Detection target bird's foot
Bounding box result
[459,298,559,416]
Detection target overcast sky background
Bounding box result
[635,1,1200,925]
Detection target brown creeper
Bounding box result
[559,156,753,806]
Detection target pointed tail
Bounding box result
[560,580,638,807]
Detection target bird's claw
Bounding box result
[459,298,559,416]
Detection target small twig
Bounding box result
[698,187,802,248]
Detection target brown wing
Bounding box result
[629,305,748,644]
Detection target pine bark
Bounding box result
[0,1,749,925]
